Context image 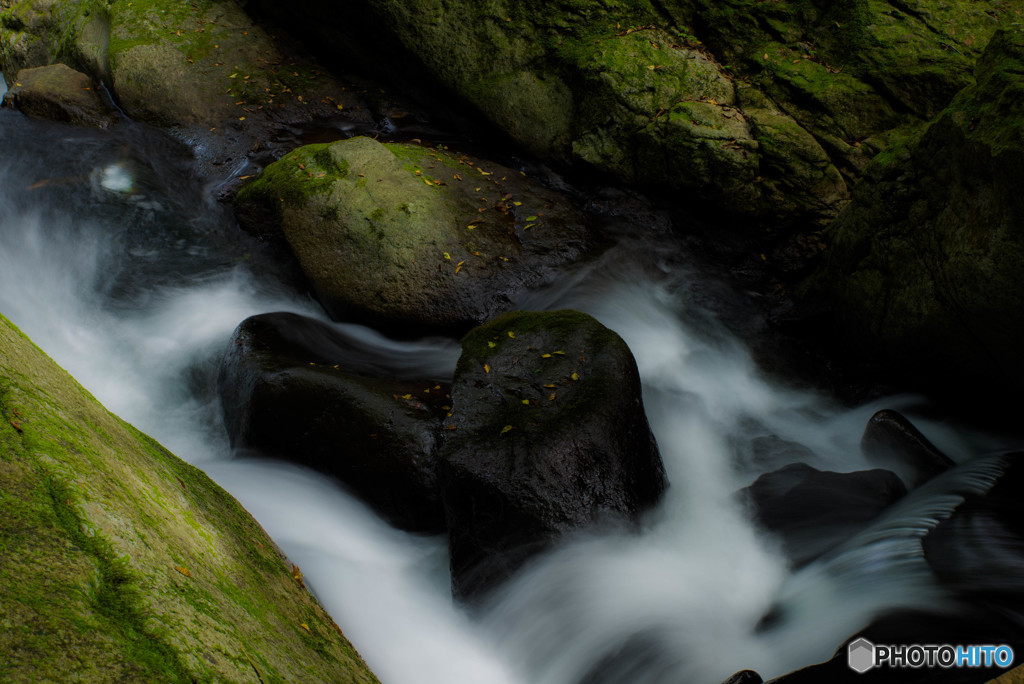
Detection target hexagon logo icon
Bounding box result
[848,637,876,673]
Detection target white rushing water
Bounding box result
[0,110,1012,683]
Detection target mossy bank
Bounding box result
[0,311,379,683]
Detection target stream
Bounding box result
[1,103,1020,683]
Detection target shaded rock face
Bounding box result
[235,137,591,335]
[217,312,448,532]
[247,0,1012,235]
[0,0,372,173]
[810,24,1024,394]
[0,312,378,683]
[741,462,907,565]
[2,63,116,127]
[861,409,956,488]
[438,310,666,601]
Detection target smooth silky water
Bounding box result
[0,108,1017,683]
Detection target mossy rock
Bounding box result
[244,0,1017,232]
[0,0,370,169]
[809,22,1024,394]
[234,136,591,334]
[438,310,666,602]
[217,312,448,532]
[2,62,116,127]
[0,312,379,683]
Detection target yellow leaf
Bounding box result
[487,341,497,348]
[507,331,516,338]
[500,425,513,435]
[521,399,530,405]
[424,178,433,186]
[484,363,491,373]
[553,351,566,355]
[549,393,556,401]
[336,104,344,110]
[402,394,412,400]
[571,372,580,381]
[175,566,191,577]
[229,72,238,78]
[301,623,310,632]
[443,252,451,260]
[524,224,535,230]
[454,173,462,180]
[526,215,538,222]
[455,261,464,274]
[543,384,557,388]
[541,353,552,358]
[513,201,522,206]
[478,168,492,175]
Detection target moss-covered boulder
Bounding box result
[437,310,666,602]
[248,0,1018,233]
[0,0,370,169]
[0,312,378,682]
[217,312,448,532]
[1,62,116,127]
[808,23,1024,394]
[234,136,591,334]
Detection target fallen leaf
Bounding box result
[526,215,538,222]
[175,566,191,578]
[553,351,565,355]
[543,384,557,388]
[549,393,556,401]
[402,394,413,400]
[301,623,310,632]
[443,252,451,260]
[455,261,465,274]
[541,353,552,358]
[487,341,497,348]
[500,425,513,435]
[521,399,530,405]
[571,372,580,381]
[484,363,491,373]
[507,331,516,338]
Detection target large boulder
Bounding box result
[860,409,956,488]
[808,23,1024,394]
[247,0,1014,234]
[1,63,116,127]
[234,137,591,334]
[437,310,667,601]
[0,311,378,682]
[217,312,448,532]
[740,462,907,565]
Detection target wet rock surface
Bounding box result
[2,63,116,127]
[217,312,448,532]
[437,310,667,601]
[234,136,591,335]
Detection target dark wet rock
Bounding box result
[723,671,763,684]
[216,312,447,532]
[2,63,116,128]
[438,310,666,602]
[234,137,591,335]
[861,410,956,488]
[741,463,907,565]
[808,23,1024,395]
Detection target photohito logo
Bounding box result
[848,638,1015,673]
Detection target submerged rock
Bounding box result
[809,23,1024,394]
[741,462,907,565]
[234,137,590,335]
[0,312,378,682]
[438,310,666,601]
[2,63,116,127]
[217,312,448,532]
[861,409,956,488]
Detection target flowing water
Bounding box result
[1,107,1020,683]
